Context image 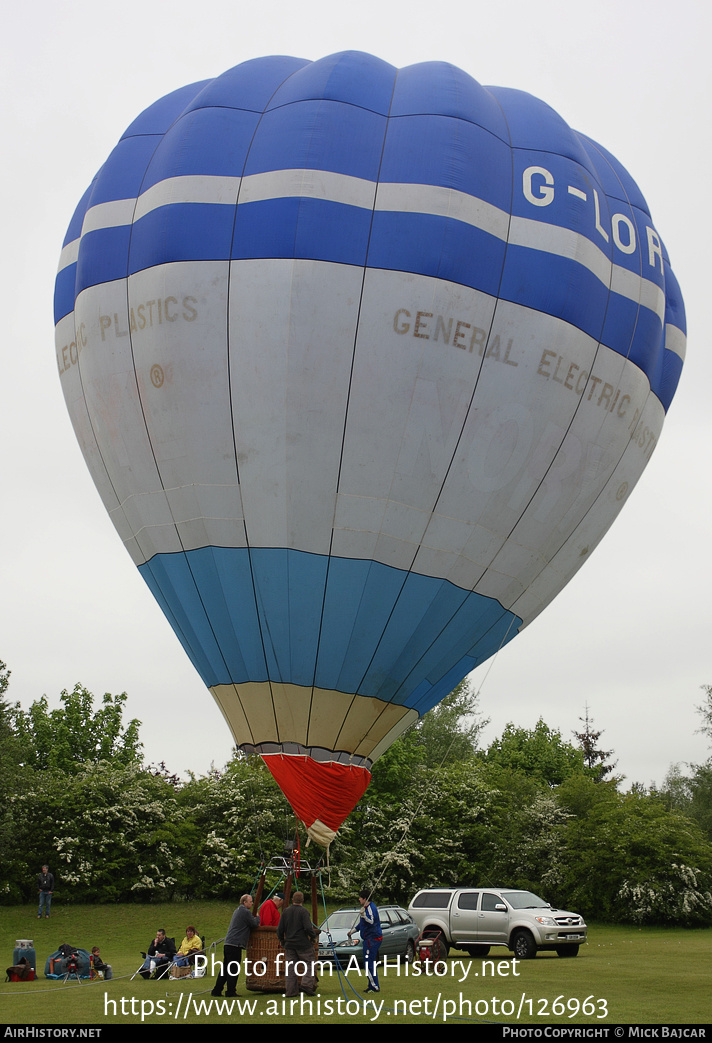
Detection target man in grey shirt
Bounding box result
[211,894,260,997]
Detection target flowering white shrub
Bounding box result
[619,863,712,926]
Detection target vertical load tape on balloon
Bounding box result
[55,52,686,841]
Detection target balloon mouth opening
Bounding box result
[258,749,372,840]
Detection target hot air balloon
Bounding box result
[54,52,685,846]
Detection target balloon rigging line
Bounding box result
[473,612,519,695]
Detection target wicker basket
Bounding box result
[245,928,284,992]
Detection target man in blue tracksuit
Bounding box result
[348,888,383,993]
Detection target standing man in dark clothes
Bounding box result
[212,894,259,997]
[37,865,54,919]
[277,891,318,997]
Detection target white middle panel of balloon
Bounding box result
[65,256,663,629]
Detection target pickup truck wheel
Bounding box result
[556,945,579,958]
[462,945,490,958]
[511,930,537,960]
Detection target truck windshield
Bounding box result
[502,891,548,909]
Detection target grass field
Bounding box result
[1,902,708,1026]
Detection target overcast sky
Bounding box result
[1,0,709,787]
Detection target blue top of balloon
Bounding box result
[56,51,685,411]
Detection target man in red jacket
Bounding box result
[259,891,284,927]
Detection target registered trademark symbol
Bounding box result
[150,364,164,388]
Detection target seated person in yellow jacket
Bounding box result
[174,926,202,966]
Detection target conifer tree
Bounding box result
[573,705,617,782]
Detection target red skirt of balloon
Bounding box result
[262,753,371,845]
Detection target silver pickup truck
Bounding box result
[408,887,586,959]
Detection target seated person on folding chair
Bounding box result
[139,929,176,979]
[91,946,113,980]
[174,926,203,967]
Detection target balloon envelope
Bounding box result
[55,52,685,843]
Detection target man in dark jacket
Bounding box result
[37,866,54,919]
[211,895,260,997]
[277,891,318,997]
[138,929,176,979]
[91,946,113,980]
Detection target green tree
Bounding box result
[55,762,182,902]
[176,754,296,898]
[10,685,142,772]
[333,759,499,902]
[3,761,183,903]
[658,688,712,843]
[370,681,488,797]
[0,707,17,899]
[496,792,571,898]
[0,660,14,750]
[688,764,712,842]
[0,669,159,903]
[572,705,618,782]
[0,660,20,757]
[658,763,693,814]
[696,685,712,748]
[0,660,9,699]
[556,771,619,818]
[412,681,489,768]
[560,790,712,925]
[484,718,585,786]
[0,662,34,902]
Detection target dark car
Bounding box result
[319,905,419,967]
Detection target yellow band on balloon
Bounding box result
[210,681,418,761]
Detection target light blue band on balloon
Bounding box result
[138,546,521,716]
